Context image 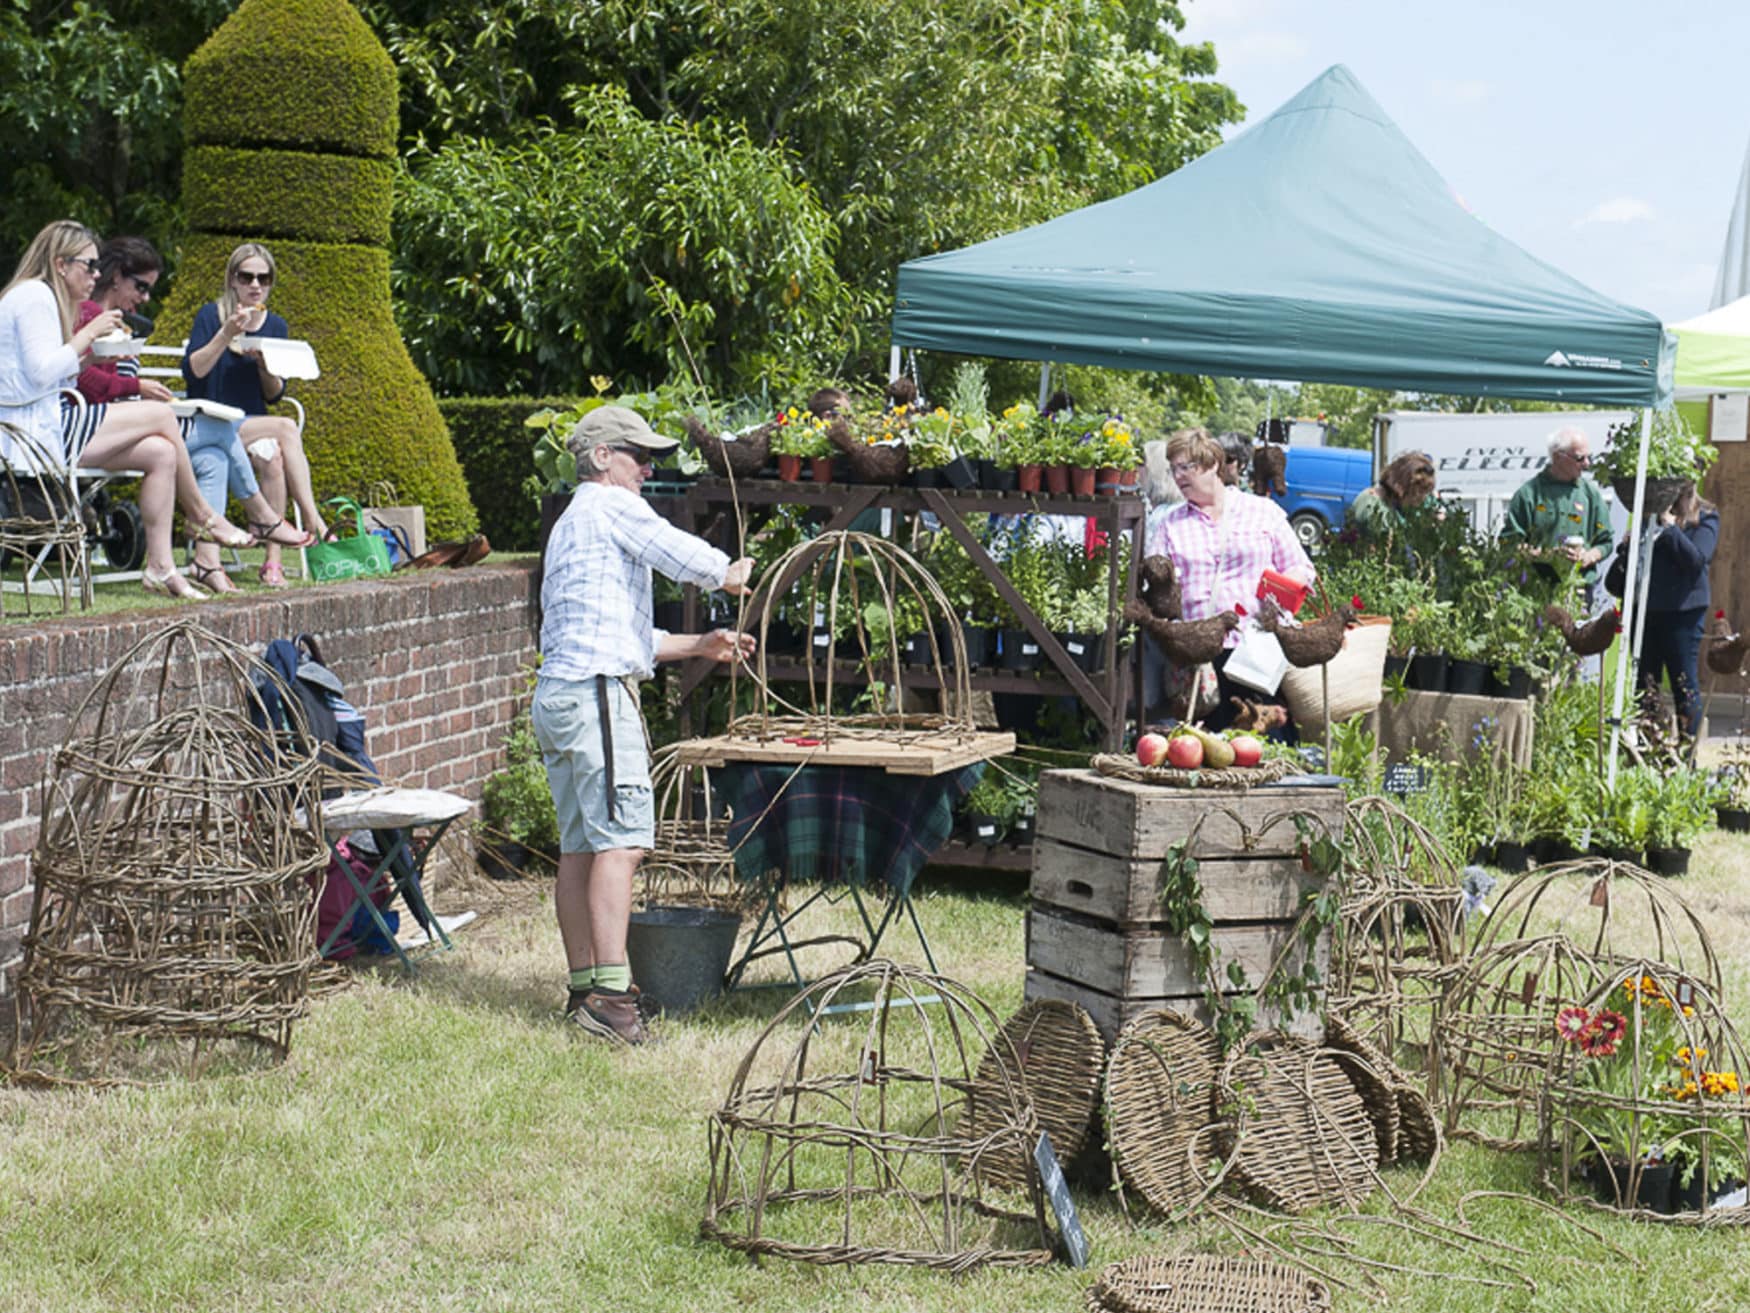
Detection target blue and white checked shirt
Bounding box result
[539,483,731,682]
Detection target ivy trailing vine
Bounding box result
[1156,808,1349,1053]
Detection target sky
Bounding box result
[1177,0,1750,325]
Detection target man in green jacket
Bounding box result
[1500,426,1615,590]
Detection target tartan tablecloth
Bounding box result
[714,762,984,897]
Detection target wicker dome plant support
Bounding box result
[702,959,1056,1270]
[1433,860,1725,1150]
[9,622,328,1083]
[728,529,975,748]
[1539,959,1750,1224]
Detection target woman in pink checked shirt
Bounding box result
[1147,427,1315,735]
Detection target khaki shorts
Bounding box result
[531,677,653,853]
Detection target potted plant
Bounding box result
[479,711,560,879]
[995,402,1045,493]
[1645,767,1723,876]
[959,769,1019,846]
[1065,424,1104,497]
[1040,412,1076,496]
[1714,747,1750,832]
[1089,415,1136,493]
[1599,409,1719,518]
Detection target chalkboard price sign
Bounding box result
[1383,763,1431,796]
[1033,1132,1089,1268]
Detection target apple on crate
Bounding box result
[1165,733,1204,769]
[1229,735,1264,767]
[1135,732,1170,767]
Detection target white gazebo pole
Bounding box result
[1606,408,1655,790]
[1037,362,1053,411]
[889,344,902,383]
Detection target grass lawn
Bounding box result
[5,834,1750,1312]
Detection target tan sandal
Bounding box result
[142,567,210,602]
[194,513,254,549]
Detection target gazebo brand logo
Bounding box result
[1543,349,1624,371]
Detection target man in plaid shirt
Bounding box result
[536,405,754,1045]
[1147,427,1315,733]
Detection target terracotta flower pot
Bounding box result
[1095,465,1121,494]
[1069,467,1097,497]
[1017,464,1043,493]
[776,453,803,481]
[810,456,833,483]
[1044,465,1070,495]
[1119,466,1141,489]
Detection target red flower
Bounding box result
[1556,1007,1592,1044]
[1582,1032,1620,1059]
[1589,1010,1628,1045]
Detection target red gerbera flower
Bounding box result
[1582,1033,1620,1059]
[1589,1010,1628,1045]
[1556,1006,1592,1044]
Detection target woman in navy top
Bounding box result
[183,243,324,589]
[1606,483,1720,740]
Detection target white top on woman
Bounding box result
[0,279,81,470]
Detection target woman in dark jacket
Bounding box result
[1606,484,1720,739]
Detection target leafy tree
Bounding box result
[393,87,852,396]
[0,1,235,268]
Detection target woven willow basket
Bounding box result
[1322,1015,1401,1165]
[963,999,1107,1190]
[1219,1034,1379,1214]
[1105,1010,1227,1217]
[1086,1253,1333,1313]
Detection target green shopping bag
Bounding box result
[306,496,393,582]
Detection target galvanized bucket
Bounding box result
[626,905,743,1014]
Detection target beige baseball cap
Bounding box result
[565,405,681,459]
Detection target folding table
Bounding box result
[317,786,472,974]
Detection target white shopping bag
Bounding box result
[1224,619,1289,695]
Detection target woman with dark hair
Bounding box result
[182,242,323,589]
[1605,483,1720,739]
[75,236,172,404]
[0,219,259,599]
[1216,430,1251,488]
[1348,450,1437,542]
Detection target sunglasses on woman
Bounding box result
[235,270,273,286]
[64,257,100,275]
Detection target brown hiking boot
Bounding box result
[568,987,649,1046]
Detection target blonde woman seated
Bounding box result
[0,220,276,600]
[182,243,324,590]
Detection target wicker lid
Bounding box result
[1105,1010,1227,1217]
[1220,1034,1379,1214]
[1322,1015,1401,1165]
[1088,1253,1333,1313]
[964,999,1107,1191]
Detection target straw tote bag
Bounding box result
[1281,617,1392,734]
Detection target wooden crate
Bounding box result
[1026,769,1342,1043]
[1034,769,1343,859]
[1026,904,1329,1000]
[1023,968,1321,1044]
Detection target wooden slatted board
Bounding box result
[673,729,1015,776]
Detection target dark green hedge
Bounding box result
[439,397,581,552]
[186,146,393,247]
[154,234,478,539]
[184,0,396,160]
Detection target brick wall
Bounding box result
[0,562,540,993]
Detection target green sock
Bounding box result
[594,962,631,993]
[569,967,596,994]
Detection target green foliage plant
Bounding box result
[154,0,479,538]
[1600,409,1719,486]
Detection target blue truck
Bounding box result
[1267,445,1373,550]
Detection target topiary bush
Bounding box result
[156,0,476,539]
[439,397,583,552]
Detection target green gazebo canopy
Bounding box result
[892,64,1672,408]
